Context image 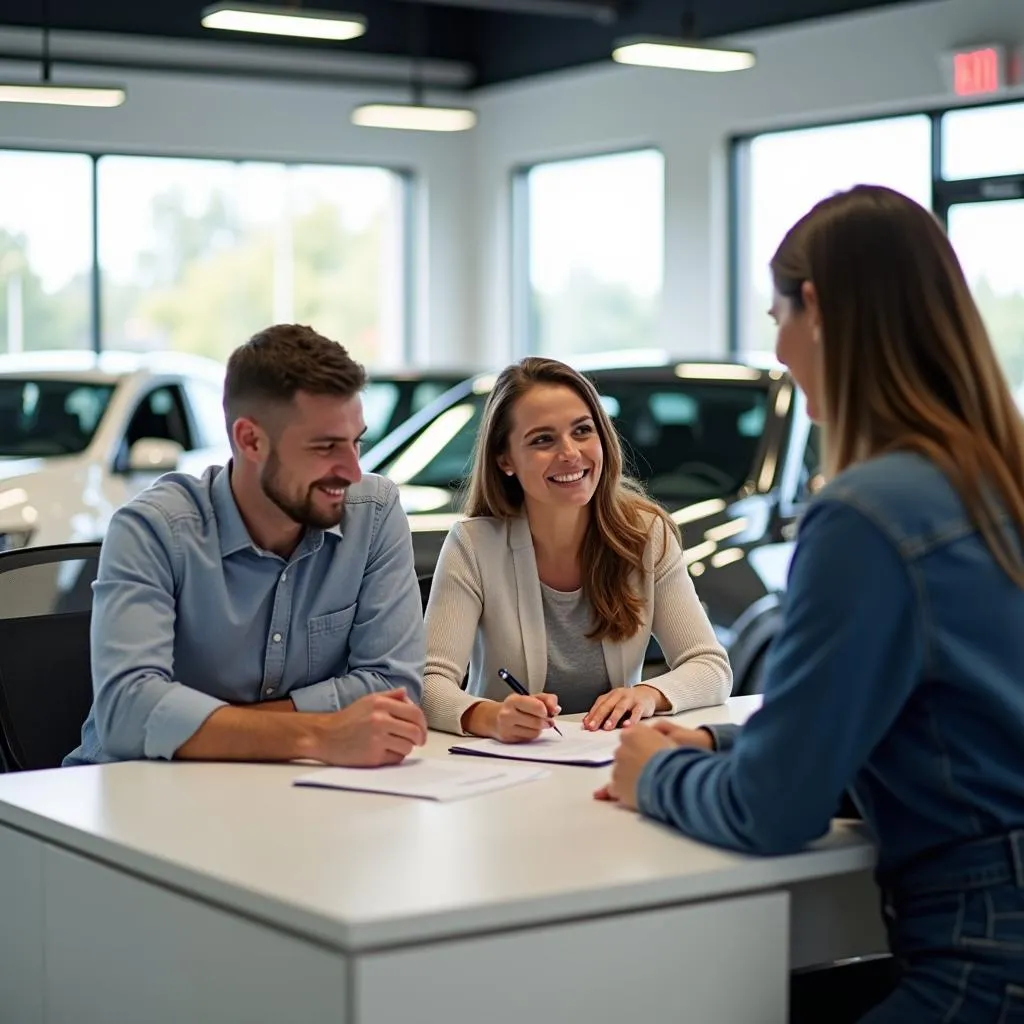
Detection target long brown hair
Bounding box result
[771,184,1024,584]
[464,357,678,642]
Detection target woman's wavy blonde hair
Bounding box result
[463,357,678,642]
[771,184,1024,584]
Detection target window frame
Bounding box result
[728,95,1024,354]
[510,144,666,358]
[0,144,415,363]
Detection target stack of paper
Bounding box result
[293,757,548,802]
[449,725,623,767]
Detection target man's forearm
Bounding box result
[243,697,298,713]
[174,706,317,762]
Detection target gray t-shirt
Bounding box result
[540,582,612,715]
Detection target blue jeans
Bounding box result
[861,831,1024,1022]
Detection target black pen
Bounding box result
[497,667,563,736]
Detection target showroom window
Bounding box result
[514,148,664,358]
[0,150,94,355]
[97,157,407,367]
[733,115,933,355]
[937,101,1024,395]
[0,149,409,367]
[733,101,1024,395]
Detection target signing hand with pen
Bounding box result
[461,693,562,743]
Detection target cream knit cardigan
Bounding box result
[422,514,733,734]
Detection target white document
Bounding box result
[449,724,623,766]
[292,757,549,802]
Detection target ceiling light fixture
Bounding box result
[611,3,754,74]
[351,2,475,132]
[351,103,476,131]
[0,83,125,106]
[200,2,367,41]
[0,0,126,108]
[612,36,755,73]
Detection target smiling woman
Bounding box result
[421,356,732,744]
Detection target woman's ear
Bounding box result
[801,280,822,344]
[496,454,514,477]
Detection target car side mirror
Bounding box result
[127,438,183,474]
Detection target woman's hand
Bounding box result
[593,725,679,809]
[464,693,561,743]
[646,721,716,750]
[583,684,666,731]
[594,720,715,807]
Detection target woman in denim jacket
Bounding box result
[599,184,1024,1022]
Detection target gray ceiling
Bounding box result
[0,0,929,87]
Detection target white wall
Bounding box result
[471,0,1024,361]
[0,60,477,368]
[2,0,1023,369]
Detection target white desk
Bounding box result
[0,697,884,1024]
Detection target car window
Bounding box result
[375,378,771,502]
[382,400,482,490]
[410,381,452,414]
[619,385,768,499]
[185,380,228,449]
[124,386,193,452]
[0,379,116,457]
[361,382,401,450]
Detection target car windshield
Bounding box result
[0,379,116,457]
[375,378,771,504]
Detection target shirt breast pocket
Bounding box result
[307,604,357,684]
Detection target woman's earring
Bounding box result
[505,470,515,477]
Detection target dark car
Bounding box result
[361,359,822,695]
[361,371,475,451]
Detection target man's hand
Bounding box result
[594,719,713,809]
[310,689,427,766]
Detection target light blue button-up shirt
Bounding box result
[65,464,425,766]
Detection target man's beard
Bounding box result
[260,448,349,530]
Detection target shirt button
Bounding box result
[280,572,288,582]
[266,687,276,695]
[272,632,282,643]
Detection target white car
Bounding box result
[0,350,231,552]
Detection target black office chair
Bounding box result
[418,573,434,614]
[0,542,100,772]
[790,954,898,1023]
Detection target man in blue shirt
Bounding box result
[66,324,427,768]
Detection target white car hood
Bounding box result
[0,456,108,542]
[0,457,47,482]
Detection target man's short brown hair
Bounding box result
[223,324,366,438]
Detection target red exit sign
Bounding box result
[944,44,1010,96]
[954,46,1004,95]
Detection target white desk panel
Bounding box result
[356,891,790,1024]
[0,825,44,1024]
[42,841,347,1024]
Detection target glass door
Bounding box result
[947,199,1024,399]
